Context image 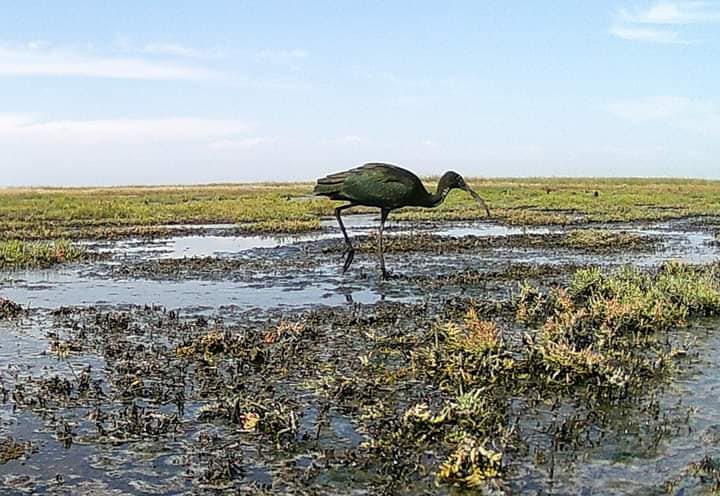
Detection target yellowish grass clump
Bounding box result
[0,239,86,268]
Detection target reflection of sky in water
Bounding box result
[1,219,718,310]
[91,215,542,259]
[0,271,395,311]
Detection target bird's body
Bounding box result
[314,162,490,278]
[315,163,438,209]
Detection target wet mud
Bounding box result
[0,216,720,494]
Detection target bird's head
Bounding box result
[438,171,490,217]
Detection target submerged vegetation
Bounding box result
[1,180,720,493]
[0,437,31,465]
[2,177,720,240]
[0,298,23,319]
[345,228,659,255]
[0,239,86,268]
[5,259,715,493]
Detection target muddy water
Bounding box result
[1,217,716,312]
[0,217,719,494]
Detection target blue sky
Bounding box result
[1,1,719,185]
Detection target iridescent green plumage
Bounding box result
[314,162,490,278]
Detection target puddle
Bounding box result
[1,219,718,312]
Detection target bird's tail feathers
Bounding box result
[313,171,350,196]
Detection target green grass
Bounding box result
[403,261,720,487]
[1,177,719,240]
[0,240,86,268]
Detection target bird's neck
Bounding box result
[420,182,451,207]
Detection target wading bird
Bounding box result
[314,162,490,278]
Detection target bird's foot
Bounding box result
[341,248,355,274]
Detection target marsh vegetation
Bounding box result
[2,177,720,241]
[1,179,720,494]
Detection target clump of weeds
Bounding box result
[0,437,34,464]
[342,230,658,256]
[411,307,517,391]
[518,262,720,393]
[563,228,656,251]
[689,455,720,491]
[436,434,503,488]
[0,297,23,319]
[0,239,86,268]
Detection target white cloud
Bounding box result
[610,2,720,43]
[619,1,720,24]
[606,96,720,135]
[0,43,218,80]
[256,49,308,65]
[142,42,210,58]
[606,96,698,121]
[334,135,364,145]
[0,114,289,185]
[608,24,684,43]
[0,115,251,145]
[421,140,440,148]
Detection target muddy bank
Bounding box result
[322,229,661,255]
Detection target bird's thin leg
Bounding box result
[335,205,355,273]
[378,208,390,279]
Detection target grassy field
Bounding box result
[1,177,720,241]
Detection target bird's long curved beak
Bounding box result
[463,185,491,217]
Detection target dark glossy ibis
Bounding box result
[314,162,490,278]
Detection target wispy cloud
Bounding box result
[256,48,308,62]
[619,1,720,24]
[142,42,211,58]
[255,49,309,71]
[608,24,684,43]
[333,135,364,145]
[606,96,720,133]
[606,96,692,120]
[0,115,251,145]
[610,1,720,43]
[0,42,218,80]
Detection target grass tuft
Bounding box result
[0,298,23,319]
[0,240,86,268]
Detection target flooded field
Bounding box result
[1,214,720,494]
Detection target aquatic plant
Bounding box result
[522,263,720,391]
[411,307,515,390]
[687,455,720,491]
[564,229,654,251]
[0,437,32,464]
[0,298,23,319]
[347,230,659,256]
[436,435,503,487]
[0,239,86,268]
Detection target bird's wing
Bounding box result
[314,162,423,207]
[315,163,407,190]
[357,163,416,187]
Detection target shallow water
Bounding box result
[1,218,717,311]
[1,218,720,494]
